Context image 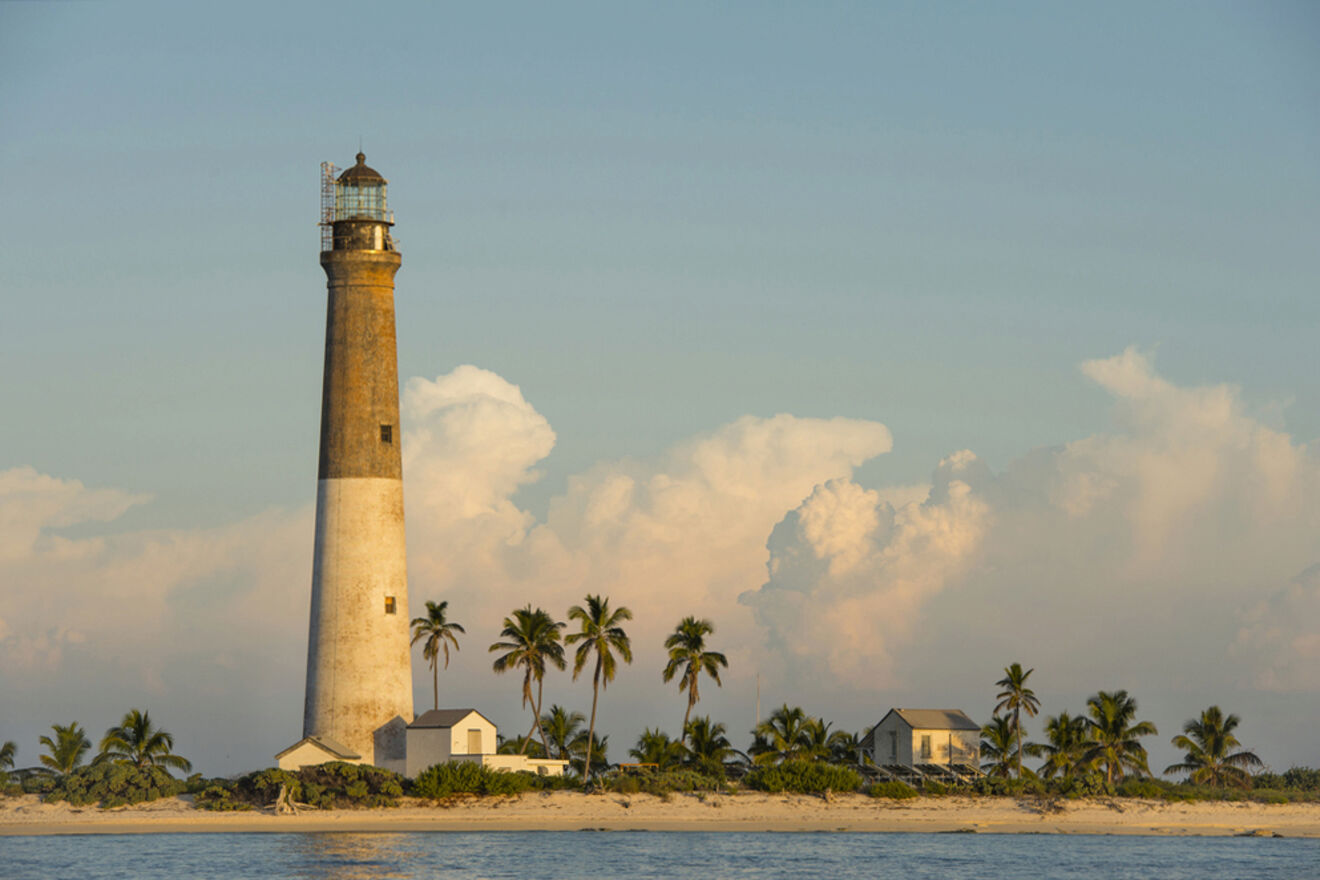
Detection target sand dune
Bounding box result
[2,792,1317,837]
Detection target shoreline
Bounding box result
[2,793,1317,838]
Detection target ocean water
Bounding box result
[2,831,1316,879]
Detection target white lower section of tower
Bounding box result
[303,477,413,773]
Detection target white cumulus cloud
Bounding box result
[4,348,1318,772]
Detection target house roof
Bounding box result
[408,708,494,729]
[889,708,980,731]
[862,708,981,746]
[274,735,361,761]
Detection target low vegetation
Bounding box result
[195,762,405,811]
[44,763,186,808]
[599,767,724,796]
[867,780,918,799]
[6,648,1320,811]
[742,760,861,794]
[411,762,536,799]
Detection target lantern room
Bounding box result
[320,152,397,253]
[336,152,390,221]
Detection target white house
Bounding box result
[275,735,362,771]
[405,708,568,778]
[860,708,981,779]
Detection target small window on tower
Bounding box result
[380,424,393,444]
[384,596,396,614]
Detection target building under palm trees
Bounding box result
[859,708,982,781]
[404,708,568,778]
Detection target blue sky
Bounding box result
[1,2,1318,774]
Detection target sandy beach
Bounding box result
[2,792,1316,837]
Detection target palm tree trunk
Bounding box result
[520,673,535,754]
[534,676,551,757]
[679,668,700,745]
[585,657,601,779]
[1015,709,1022,779]
[432,658,439,711]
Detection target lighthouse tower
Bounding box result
[296,152,413,772]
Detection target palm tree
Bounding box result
[683,716,743,778]
[994,662,1041,779]
[39,722,91,776]
[490,605,566,755]
[97,709,192,774]
[1038,711,1090,780]
[662,617,729,743]
[1164,706,1263,788]
[1081,690,1157,785]
[497,734,546,758]
[572,731,610,776]
[566,594,633,779]
[801,717,850,762]
[829,730,863,767]
[749,704,814,765]
[0,740,15,780]
[980,715,1017,778]
[539,704,587,761]
[410,600,465,711]
[630,728,685,769]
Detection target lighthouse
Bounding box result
[280,152,413,773]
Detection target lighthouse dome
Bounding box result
[338,152,386,183]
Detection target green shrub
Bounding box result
[685,756,729,781]
[1116,777,1173,799]
[1282,767,1320,792]
[599,768,723,796]
[21,774,57,795]
[867,780,918,799]
[235,768,303,806]
[292,762,403,809]
[972,776,1045,797]
[610,774,642,795]
[197,763,404,811]
[193,783,253,811]
[743,761,862,794]
[411,762,535,800]
[45,763,186,808]
[1252,790,1290,805]
[921,780,950,796]
[527,773,582,792]
[1046,774,1114,799]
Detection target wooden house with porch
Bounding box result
[858,708,982,783]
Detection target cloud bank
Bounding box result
[2,348,1317,772]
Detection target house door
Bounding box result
[467,729,482,754]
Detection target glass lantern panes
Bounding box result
[335,180,389,221]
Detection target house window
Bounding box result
[467,728,482,755]
[920,735,932,760]
[889,731,897,760]
[380,424,393,444]
[384,596,396,614]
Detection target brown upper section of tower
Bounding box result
[317,152,403,480]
